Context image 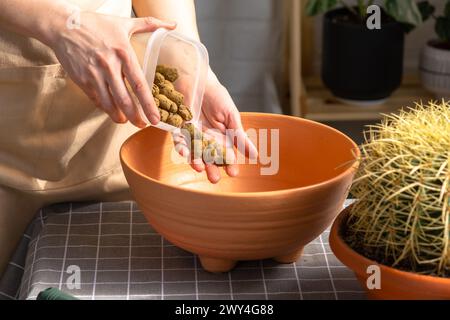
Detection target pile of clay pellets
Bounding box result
[152,65,232,166]
[152,65,193,128]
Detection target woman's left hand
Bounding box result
[186,69,258,184]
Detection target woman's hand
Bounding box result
[187,69,258,184]
[47,11,176,127]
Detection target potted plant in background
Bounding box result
[419,0,450,99]
[330,101,450,299]
[306,0,426,105]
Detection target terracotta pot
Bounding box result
[330,206,450,300]
[120,113,359,273]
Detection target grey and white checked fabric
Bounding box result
[0,218,34,300]
[1,201,366,300]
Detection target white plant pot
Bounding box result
[420,41,450,100]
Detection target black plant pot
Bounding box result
[322,8,405,103]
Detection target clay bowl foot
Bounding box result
[199,256,237,273]
[273,247,304,264]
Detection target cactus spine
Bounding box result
[346,101,450,277]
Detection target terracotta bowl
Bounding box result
[330,206,450,299]
[120,113,359,272]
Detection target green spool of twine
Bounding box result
[37,288,79,300]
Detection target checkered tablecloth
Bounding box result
[1,201,365,300]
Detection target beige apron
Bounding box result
[0,0,139,275]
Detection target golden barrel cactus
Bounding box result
[346,101,450,277]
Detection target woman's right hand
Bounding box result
[46,11,176,127]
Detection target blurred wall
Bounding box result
[312,0,446,73]
[195,0,282,112]
[194,0,442,112]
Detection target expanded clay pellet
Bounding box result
[156,94,178,113]
[156,65,179,82]
[154,97,160,108]
[160,80,174,90]
[152,84,159,96]
[160,86,184,107]
[154,72,165,86]
[178,105,193,121]
[158,108,169,122]
[167,113,183,127]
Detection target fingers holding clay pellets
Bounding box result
[181,122,234,170]
[151,65,232,170]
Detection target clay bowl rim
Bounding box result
[120,112,360,198]
[330,205,450,287]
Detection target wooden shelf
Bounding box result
[302,75,434,122]
[284,0,434,121]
